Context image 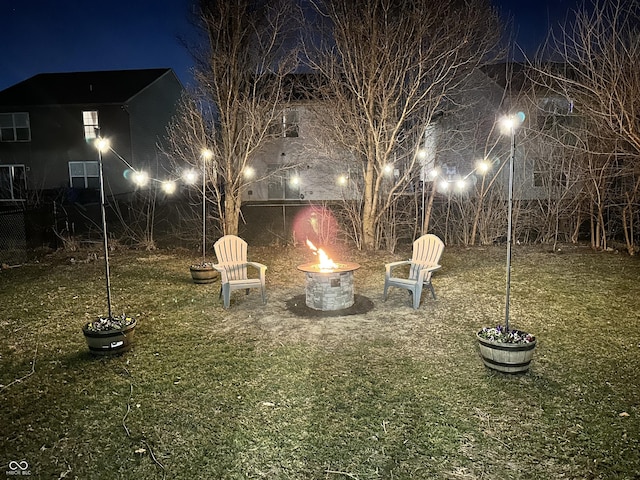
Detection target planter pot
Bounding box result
[83,319,137,356]
[190,265,219,284]
[477,330,536,374]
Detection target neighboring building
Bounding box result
[480,62,580,201]
[0,68,184,205]
[245,69,508,204]
[245,102,359,203]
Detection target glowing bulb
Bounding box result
[476,160,490,174]
[132,171,149,186]
[500,112,525,134]
[95,137,110,152]
[439,180,449,191]
[383,164,393,174]
[290,175,300,186]
[162,181,176,194]
[456,178,467,190]
[501,116,515,130]
[201,148,213,160]
[243,166,255,179]
[337,175,348,186]
[183,169,198,184]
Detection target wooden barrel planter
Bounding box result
[477,331,536,374]
[190,265,219,284]
[83,320,137,356]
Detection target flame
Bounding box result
[306,240,338,270]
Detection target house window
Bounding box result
[537,97,574,130]
[83,111,99,140]
[267,165,300,199]
[283,109,299,137]
[0,113,31,142]
[0,165,26,201]
[69,161,100,189]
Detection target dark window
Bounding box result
[0,165,27,201]
[69,161,99,188]
[0,113,31,142]
[283,109,299,138]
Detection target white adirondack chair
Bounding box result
[212,235,267,309]
[383,234,444,309]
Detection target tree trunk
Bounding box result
[223,194,242,237]
[361,161,377,249]
[422,180,437,237]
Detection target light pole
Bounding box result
[500,113,523,331]
[95,137,113,318]
[201,149,213,264]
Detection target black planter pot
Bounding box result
[83,319,137,356]
[477,330,536,373]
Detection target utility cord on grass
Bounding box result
[122,366,166,479]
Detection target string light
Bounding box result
[183,169,198,185]
[243,166,256,179]
[161,180,177,194]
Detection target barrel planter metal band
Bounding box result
[477,331,536,374]
[83,320,136,356]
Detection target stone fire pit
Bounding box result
[297,262,361,311]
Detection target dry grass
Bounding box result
[1,243,639,479]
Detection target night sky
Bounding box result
[0,0,583,92]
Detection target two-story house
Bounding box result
[0,68,183,205]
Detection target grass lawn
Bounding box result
[1,243,639,479]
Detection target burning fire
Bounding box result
[306,240,338,271]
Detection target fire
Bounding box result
[306,240,338,270]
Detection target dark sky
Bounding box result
[492,0,581,58]
[0,0,583,92]
[0,0,196,91]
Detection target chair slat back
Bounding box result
[214,235,248,281]
[409,234,444,280]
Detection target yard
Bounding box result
[1,243,639,479]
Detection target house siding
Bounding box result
[246,104,359,203]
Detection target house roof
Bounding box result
[0,68,175,107]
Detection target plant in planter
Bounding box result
[81,137,137,356]
[188,148,219,284]
[82,314,137,356]
[477,113,537,373]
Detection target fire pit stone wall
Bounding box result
[305,271,354,311]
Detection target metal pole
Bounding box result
[504,126,515,331]
[421,165,426,236]
[202,157,206,264]
[98,144,113,318]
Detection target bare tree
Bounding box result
[536,0,640,253]
[165,0,299,237]
[303,0,504,249]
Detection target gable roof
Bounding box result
[0,68,175,107]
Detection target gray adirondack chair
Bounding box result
[212,235,267,309]
[383,234,444,309]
